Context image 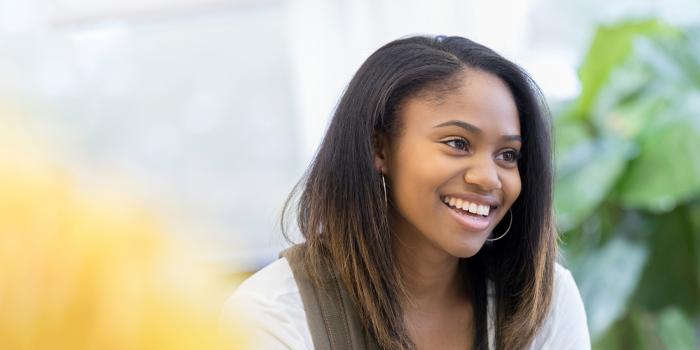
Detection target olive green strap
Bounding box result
[281,245,379,350]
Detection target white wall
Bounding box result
[1,0,697,271]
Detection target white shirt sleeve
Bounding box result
[221,258,313,350]
[530,263,591,349]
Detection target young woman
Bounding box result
[224,35,590,349]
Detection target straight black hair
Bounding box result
[283,35,556,350]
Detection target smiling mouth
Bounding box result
[440,196,497,232]
[441,196,497,217]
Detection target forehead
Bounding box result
[399,69,521,137]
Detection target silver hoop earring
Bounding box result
[381,173,387,206]
[487,209,512,242]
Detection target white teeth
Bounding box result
[479,204,490,216]
[442,196,492,217]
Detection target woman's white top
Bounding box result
[223,258,591,349]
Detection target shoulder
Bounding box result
[221,258,312,350]
[229,257,299,302]
[530,262,591,349]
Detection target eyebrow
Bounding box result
[433,120,522,142]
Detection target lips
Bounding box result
[440,195,497,232]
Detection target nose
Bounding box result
[463,157,502,191]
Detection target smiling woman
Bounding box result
[380,69,523,260]
[223,35,590,350]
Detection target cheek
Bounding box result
[390,145,446,209]
[503,169,522,205]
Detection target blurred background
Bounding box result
[1,0,699,348]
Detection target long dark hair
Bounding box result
[282,35,557,350]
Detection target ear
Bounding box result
[372,132,389,174]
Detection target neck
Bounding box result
[391,220,467,306]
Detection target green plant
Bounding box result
[554,19,700,349]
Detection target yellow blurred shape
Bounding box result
[0,112,248,350]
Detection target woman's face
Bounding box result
[377,69,522,259]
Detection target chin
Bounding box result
[446,242,484,259]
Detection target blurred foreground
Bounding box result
[0,112,248,350]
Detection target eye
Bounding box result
[441,138,470,152]
[496,149,522,164]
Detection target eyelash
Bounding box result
[497,150,523,163]
[442,138,470,151]
[441,138,522,164]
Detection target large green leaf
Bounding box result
[554,137,634,231]
[657,308,697,350]
[575,230,649,339]
[688,201,700,289]
[553,118,592,161]
[684,28,700,86]
[590,56,652,133]
[632,208,699,313]
[618,118,700,211]
[592,317,625,350]
[593,308,670,350]
[593,32,700,140]
[575,20,676,119]
[637,30,700,89]
[559,205,621,265]
[595,87,667,141]
[628,308,665,350]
